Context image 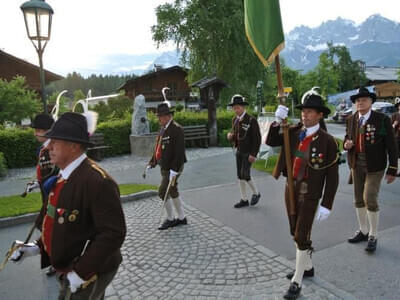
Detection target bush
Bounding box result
[96,118,131,157]
[0,128,39,168]
[218,129,232,147]
[0,76,41,124]
[0,152,7,178]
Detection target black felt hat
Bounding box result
[350,87,376,103]
[156,103,174,116]
[44,112,93,146]
[228,94,249,106]
[296,93,330,117]
[31,113,54,130]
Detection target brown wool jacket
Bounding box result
[38,158,126,280]
[230,113,261,157]
[150,120,187,172]
[266,123,339,210]
[344,110,398,176]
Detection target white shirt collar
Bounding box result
[237,110,246,120]
[164,118,173,129]
[42,139,50,147]
[358,109,372,125]
[305,123,320,137]
[60,153,87,180]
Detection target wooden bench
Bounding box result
[87,133,110,161]
[183,125,210,148]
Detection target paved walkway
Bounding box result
[106,198,350,300]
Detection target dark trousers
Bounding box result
[236,152,252,181]
[285,181,319,250]
[57,266,119,300]
[158,167,183,200]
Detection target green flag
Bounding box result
[244,0,285,66]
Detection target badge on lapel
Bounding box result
[366,124,376,144]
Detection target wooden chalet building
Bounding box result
[0,49,63,95]
[118,65,192,109]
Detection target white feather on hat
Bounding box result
[162,87,171,108]
[73,98,98,136]
[301,86,321,104]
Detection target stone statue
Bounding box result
[131,94,150,135]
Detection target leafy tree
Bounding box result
[152,0,269,107]
[325,43,366,92]
[92,95,133,123]
[0,76,41,124]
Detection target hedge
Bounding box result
[0,152,7,177]
[0,110,239,168]
[0,128,39,168]
[96,118,132,157]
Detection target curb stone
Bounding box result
[0,190,158,229]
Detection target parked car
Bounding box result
[372,102,396,117]
[333,107,352,123]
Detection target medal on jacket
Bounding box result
[57,208,65,224]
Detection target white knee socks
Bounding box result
[356,207,368,235]
[246,179,259,195]
[172,196,185,220]
[239,180,247,200]
[367,210,379,238]
[291,249,308,286]
[164,199,174,221]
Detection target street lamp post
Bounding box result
[20,0,54,114]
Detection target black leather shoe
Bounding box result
[286,267,314,280]
[348,230,368,243]
[234,199,249,208]
[158,219,176,230]
[283,282,301,299]
[250,193,261,206]
[365,236,377,252]
[175,217,188,226]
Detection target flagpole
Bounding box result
[275,55,296,217]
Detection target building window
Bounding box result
[167,82,177,96]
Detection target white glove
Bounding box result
[10,241,40,263]
[146,165,152,171]
[67,271,85,293]
[315,205,330,222]
[169,169,178,181]
[26,181,40,193]
[275,105,289,122]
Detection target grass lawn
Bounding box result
[0,183,157,219]
[252,155,278,174]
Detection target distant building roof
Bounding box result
[365,66,399,82]
[118,65,187,91]
[0,49,63,92]
[191,76,229,89]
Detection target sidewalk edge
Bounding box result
[0,190,158,228]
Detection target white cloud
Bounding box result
[1,0,399,75]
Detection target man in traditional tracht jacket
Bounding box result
[12,112,126,299]
[148,103,188,230]
[30,113,59,276]
[30,113,58,231]
[266,89,339,299]
[227,94,261,208]
[344,87,398,252]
